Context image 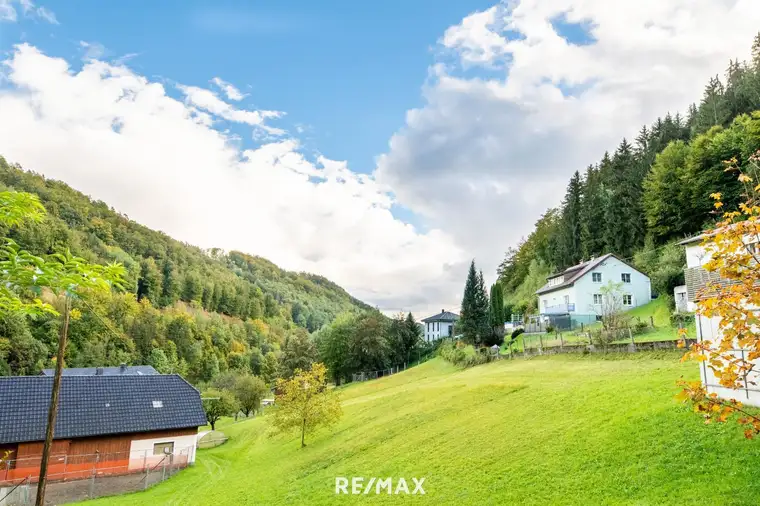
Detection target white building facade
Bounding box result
[536,254,652,327]
[421,310,459,342]
[680,233,760,407]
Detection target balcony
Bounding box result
[542,303,575,315]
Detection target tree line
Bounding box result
[498,34,760,315]
[0,157,372,382]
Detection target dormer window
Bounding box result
[152,400,163,408]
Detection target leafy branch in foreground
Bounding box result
[678,151,760,438]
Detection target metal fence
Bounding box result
[0,446,193,505]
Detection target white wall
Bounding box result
[573,257,651,314]
[538,257,651,316]
[128,434,197,470]
[538,285,576,314]
[424,321,453,342]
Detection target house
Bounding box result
[421,310,459,342]
[0,374,207,484]
[679,230,760,407]
[673,285,694,313]
[40,364,158,376]
[535,254,652,329]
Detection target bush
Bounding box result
[545,325,555,334]
[633,320,649,335]
[511,328,524,339]
[670,312,695,327]
[439,341,488,368]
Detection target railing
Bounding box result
[542,303,575,315]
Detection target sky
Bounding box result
[1,0,760,319]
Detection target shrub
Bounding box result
[545,325,555,334]
[633,320,649,335]
[439,341,487,368]
[511,328,524,339]
[670,312,695,327]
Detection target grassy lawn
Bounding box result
[81,354,760,505]
[515,298,695,351]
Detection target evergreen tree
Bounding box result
[580,164,607,259]
[136,257,161,304]
[460,261,480,344]
[487,283,505,346]
[557,170,583,268]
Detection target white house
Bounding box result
[421,310,459,342]
[535,253,652,328]
[679,230,760,407]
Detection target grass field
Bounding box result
[83,354,760,505]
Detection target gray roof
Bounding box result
[534,253,649,296]
[421,310,459,323]
[41,365,158,376]
[0,375,207,444]
[536,254,613,295]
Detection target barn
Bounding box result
[0,374,207,484]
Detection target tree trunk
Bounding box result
[301,418,306,448]
[210,419,216,431]
[36,297,70,506]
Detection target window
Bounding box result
[623,294,632,305]
[543,300,548,308]
[436,322,439,331]
[621,273,631,283]
[593,294,603,305]
[153,442,174,455]
[563,295,569,305]
[592,272,602,283]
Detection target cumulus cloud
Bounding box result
[0,43,466,316]
[377,0,760,297]
[0,0,57,23]
[176,83,285,135]
[210,77,247,101]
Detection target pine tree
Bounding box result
[460,260,480,344]
[557,170,583,268]
[487,283,505,346]
[580,164,606,259]
[476,270,490,344]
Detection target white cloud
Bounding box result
[0,0,57,23]
[377,0,760,303]
[176,83,285,135]
[210,77,246,101]
[0,43,466,317]
[79,41,106,60]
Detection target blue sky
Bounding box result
[1,0,757,315]
[1,0,494,174]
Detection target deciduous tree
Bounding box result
[271,362,342,448]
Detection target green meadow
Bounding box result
[84,354,760,505]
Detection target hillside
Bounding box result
[0,156,372,379]
[83,355,760,505]
[498,35,760,315]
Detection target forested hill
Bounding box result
[0,156,372,380]
[498,34,760,315]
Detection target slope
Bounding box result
[86,355,760,505]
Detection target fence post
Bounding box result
[162,455,167,482]
[144,454,150,490]
[650,315,654,328]
[559,332,564,350]
[538,333,543,355]
[63,454,67,481]
[580,322,584,333]
[89,451,99,498]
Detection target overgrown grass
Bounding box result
[82,355,760,505]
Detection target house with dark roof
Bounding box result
[0,374,207,484]
[421,310,459,342]
[40,364,158,376]
[535,254,652,328]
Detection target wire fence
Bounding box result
[0,446,193,505]
[350,351,435,383]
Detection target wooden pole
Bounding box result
[36,296,70,506]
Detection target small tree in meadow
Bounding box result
[271,362,342,448]
[202,388,239,430]
[235,375,269,417]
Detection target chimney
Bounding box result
[95,367,103,376]
[120,363,127,373]
[441,309,445,314]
